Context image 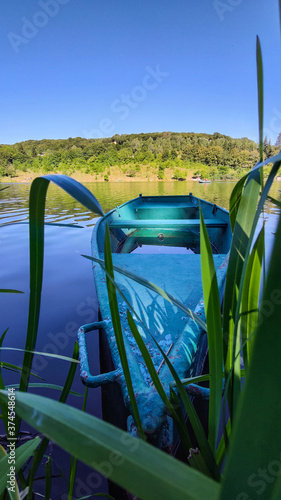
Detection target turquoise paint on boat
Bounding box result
[78,194,231,450]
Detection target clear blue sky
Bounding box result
[1,0,280,145]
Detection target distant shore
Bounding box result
[0,169,237,184]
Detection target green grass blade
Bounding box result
[25,341,80,485]
[41,174,104,216]
[220,212,281,499]
[160,353,220,480]
[229,151,281,230]
[228,160,281,403]
[27,448,40,500]
[223,169,261,421]
[271,473,281,500]
[0,391,220,500]
[126,310,197,458]
[240,225,264,369]
[215,418,231,469]
[18,177,49,401]
[59,341,79,402]
[170,374,210,388]
[0,437,40,495]
[267,194,281,208]
[2,364,45,380]
[103,224,145,440]
[18,174,104,416]
[0,222,83,228]
[256,36,264,164]
[68,386,88,500]
[229,173,249,230]
[200,208,223,453]
[6,384,82,396]
[45,457,52,500]
[0,290,23,294]
[83,254,207,333]
[0,347,79,363]
[126,310,220,480]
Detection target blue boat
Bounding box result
[78,194,231,450]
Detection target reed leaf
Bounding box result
[240,225,264,369]
[25,341,80,486]
[68,386,88,500]
[126,310,197,459]
[256,35,264,165]
[267,195,281,208]
[227,159,281,410]
[199,208,223,453]
[5,383,82,396]
[27,448,40,500]
[45,458,52,500]
[0,222,83,228]
[228,151,281,230]
[170,374,210,388]
[103,223,145,440]
[223,168,261,421]
[2,366,44,380]
[229,173,249,231]
[215,418,231,470]
[126,310,220,480]
[0,289,23,294]
[18,174,104,411]
[220,210,281,499]
[271,474,281,500]
[0,391,220,500]
[0,347,79,363]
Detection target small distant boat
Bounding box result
[199,178,211,184]
[78,194,231,452]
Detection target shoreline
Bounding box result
[0,170,239,184]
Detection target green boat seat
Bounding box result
[109,218,227,229]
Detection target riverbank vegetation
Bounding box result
[0,131,279,182]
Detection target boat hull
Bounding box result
[79,194,231,449]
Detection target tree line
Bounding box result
[0,131,279,179]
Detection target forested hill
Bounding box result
[0,131,278,180]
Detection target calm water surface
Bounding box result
[0,179,280,498]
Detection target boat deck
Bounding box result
[109,253,227,387]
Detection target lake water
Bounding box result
[0,179,280,498]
